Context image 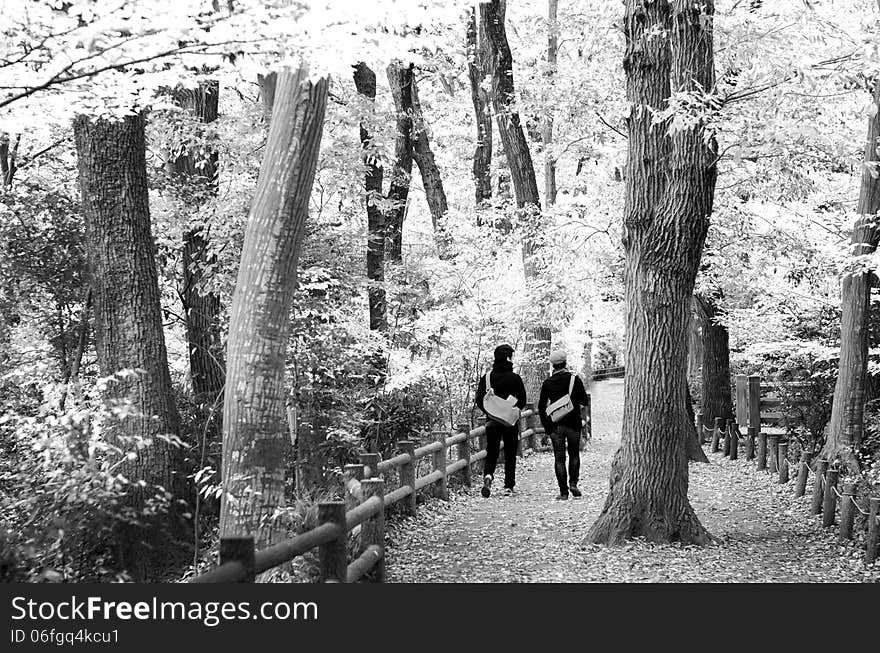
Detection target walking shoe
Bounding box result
[481,474,492,498]
[503,487,514,497]
[555,492,569,501]
[569,485,582,498]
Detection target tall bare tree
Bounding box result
[353,63,388,332]
[467,7,493,208]
[220,67,329,552]
[480,0,550,401]
[543,0,559,207]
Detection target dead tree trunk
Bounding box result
[385,63,414,263]
[694,293,732,428]
[822,76,880,472]
[353,63,388,332]
[219,67,329,551]
[481,0,549,401]
[467,7,493,208]
[73,112,182,493]
[585,0,715,545]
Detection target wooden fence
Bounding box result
[592,366,625,381]
[699,374,880,565]
[190,405,547,583]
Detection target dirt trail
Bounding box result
[385,379,879,582]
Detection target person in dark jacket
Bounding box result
[475,344,527,497]
[538,349,589,500]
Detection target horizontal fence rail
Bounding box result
[190,405,548,583]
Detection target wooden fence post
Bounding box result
[839,482,855,540]
[516,409,527,458]
[696,411,704,444]
[343,463,365,513]
[361,478,385,582]
[794,451,810,497]
[456,422,472,486]
[865,498,879,565]
[768,435,779,474]
[735,374,748,431]
[476,416,487,456]
[711,417,723,453]
[318,502,347,583]
[432,430,448,500]
[777,441,789,483]
[359,453,381,480]
[219,537,255,583]
[722,419,731,457]
[398,440,417,516]
[524,402,538,451]
[811,459,828,516]
[729,419,739,460]
[749,375,762,466]
[583,393,592,442]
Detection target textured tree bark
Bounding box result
[409,72,450,254]
[542,0,558,207]
[694,294,732,428]
[822,76,880,471]
[481,0,549,401]
[73,112,182,491]
[353,63,388,332]
[385,63,414,263]
[168,81,226,405]
[467,7,493,208]
[257,72,277,124]
[585,0,715,545]
[219,68,329,552]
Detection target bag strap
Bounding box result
[485,372,492,393]
[568,373,576,395]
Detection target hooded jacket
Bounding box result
[475,357,527,424]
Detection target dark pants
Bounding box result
[550,425,581,492]
[483,420,519,488]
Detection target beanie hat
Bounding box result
[549,349,567,365]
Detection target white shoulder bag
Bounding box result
[482,372,520,427]
[547,373,577,423]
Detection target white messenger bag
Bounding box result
[483,372,520,427]
[546,373,577,423]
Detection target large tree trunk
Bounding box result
[219,67,328,552]
[353,63,388,332]
[694,294,732,428]
[168,81,226,405]
[74,112,184,578]
[467,7,493,208]
[542,0,558,207]
[385,63,414,263]
[821,76,880,471]
[73,112,182,492]
[481,0,549,401]
[585,0,715,546]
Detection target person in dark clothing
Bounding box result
[475,344,527,497]
[538,349,590,500]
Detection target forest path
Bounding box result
[385,379,878,582]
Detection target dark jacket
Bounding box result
[538,369,589,434]
[475,360,527,424]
